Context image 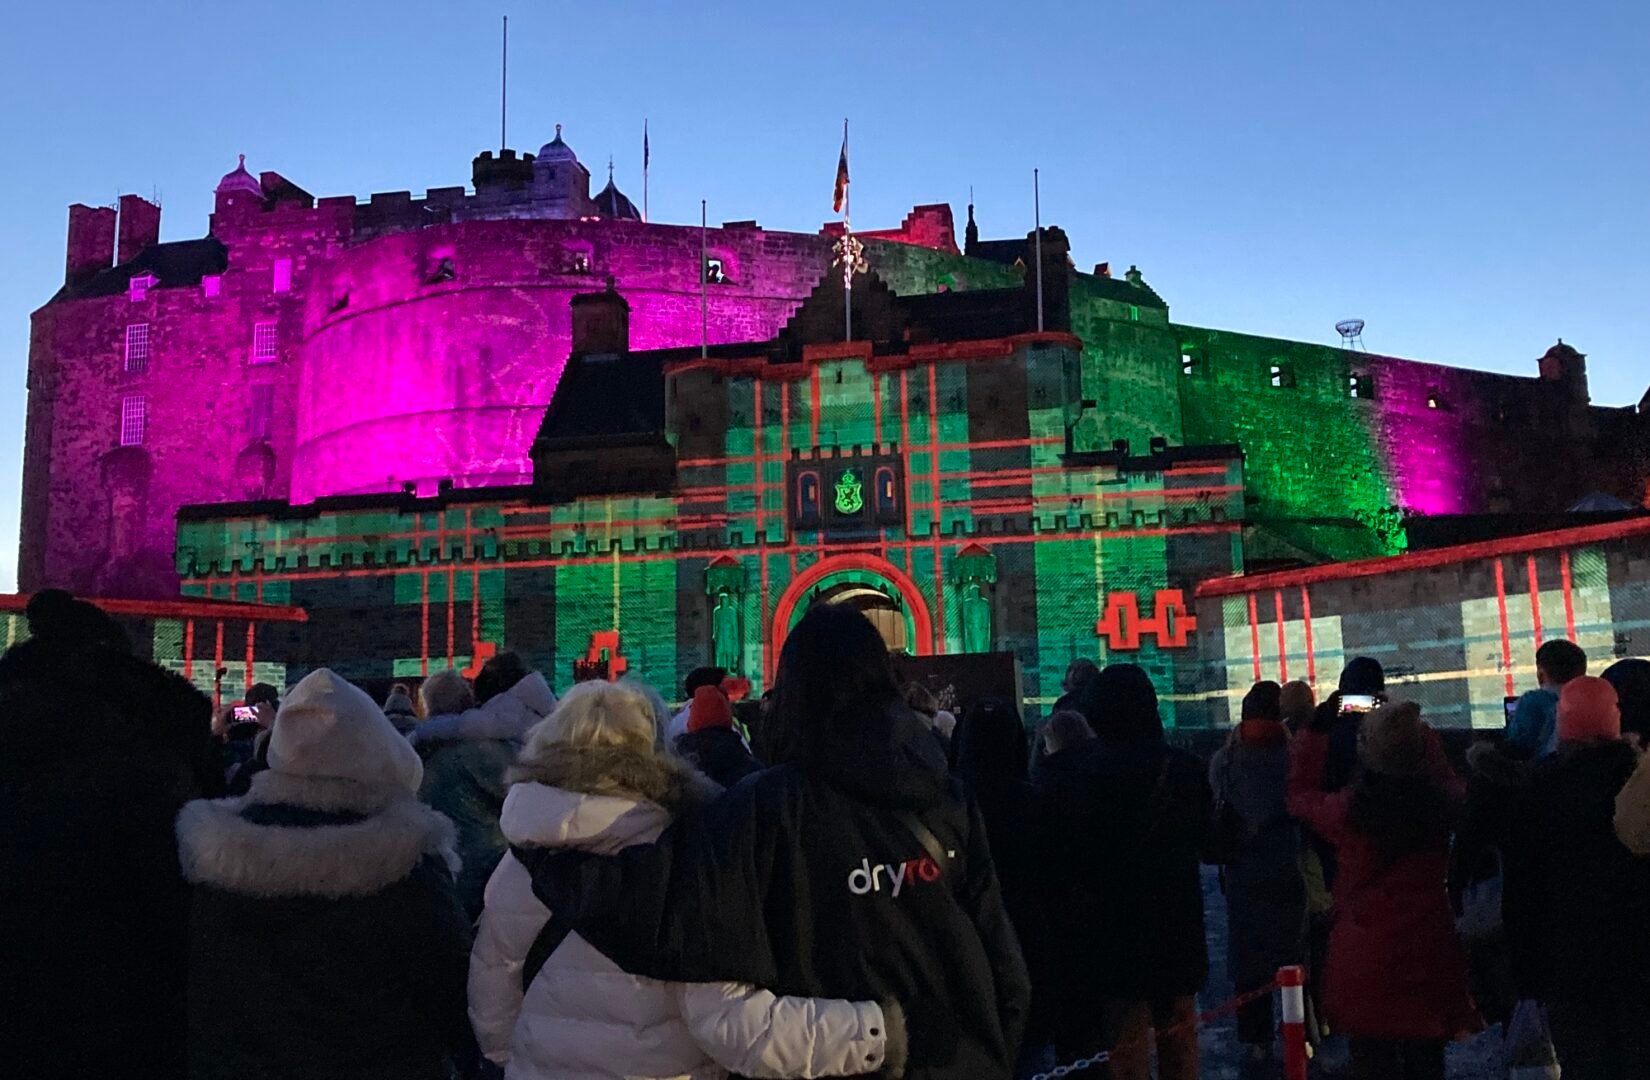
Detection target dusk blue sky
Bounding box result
[3,0,1647,592]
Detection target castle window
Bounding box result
[874,466,899,523]
[272,258,292,294]
[1427,390,1447,411]
[128,274,155,302]
[249,384,275,440]
[797,470,822,527]
[250,322,279,364]
[1129,304,1140,322]
[426,256,455,284]
[124,323,150,373]
[1349,372,1374,399]
[1181,352,1199,377]
[704,257,726,285]
[1269,363,1296,389]
[119,395,147,447]
[202,274,222,299]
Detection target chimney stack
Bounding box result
[65,203,117,283]
[570,278,631,355]
[117,194,161,264]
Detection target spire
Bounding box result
[965,187,979,255]
[608,156,614,183]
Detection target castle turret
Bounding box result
[212,154,265,229]
[531,124,594,217]
[1539,339,1589,406]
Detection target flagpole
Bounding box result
[1033,167,1044,333]
[700,199,708,360]
[643,119,649,224]
[843,118,852,344]
[500,16,509,149]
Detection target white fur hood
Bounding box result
[176,770,460,899]
[499,781,672,854]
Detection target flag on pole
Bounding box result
[644,119,650,170]
[832,121,850,214]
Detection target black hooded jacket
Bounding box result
[1034,664,1213,999]
[0,625,219,1079]
[527,704,1030,1079]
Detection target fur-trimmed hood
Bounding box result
[176,770,459,899]
[502,743,717,852]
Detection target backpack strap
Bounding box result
[510,844,577,992]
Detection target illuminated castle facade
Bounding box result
[18,123,1650,726]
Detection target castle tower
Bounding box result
[532,124,595,217]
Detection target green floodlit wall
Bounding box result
[176,337,1246,725]
[1173,325,1397,563]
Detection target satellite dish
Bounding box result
[1336,319,1366,351]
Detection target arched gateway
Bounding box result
[768,555,934,680]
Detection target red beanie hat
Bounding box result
[1558,675,1621,744]
[686,685,733,733]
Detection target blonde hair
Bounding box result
[519,680,661,763]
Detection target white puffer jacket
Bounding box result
[470,775,891,1080]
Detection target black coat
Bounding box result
[0,636,217,1079]
[530,706,1030,1079]
[1476,740,1650,1002]
[675,726,763,790]
[176,789,473,1080]
[1035,739,1213,999]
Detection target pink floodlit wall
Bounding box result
[293,219,839,500]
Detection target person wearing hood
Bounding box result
[383,682,419,735]
[1319,656,1387,793]
[526,604,1030,1079]
[1472,677,1650,1078]
[666,666,728,742]
[1601,657,1650,748]
[1035,662,1211,1080]
[411,654,556,921]
[469,679,897,1080]
[674,684,762,790]
[952,698,1051,1071]
[1,590,219,1079]
[1210,682,1306,1067]
[1289,700,1479,1080]
[176,668,473,1080]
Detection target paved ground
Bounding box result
[1194,866,1503,1079]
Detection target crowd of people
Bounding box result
[6,588,1650,1080]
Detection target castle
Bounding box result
[18,123,1650,726]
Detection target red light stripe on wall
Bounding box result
[1560,550,1577,640]
[1274,590,1288,682]
[213,621,225,711]
[471,565,481,650]
[420,571,430,676]
[184,618,195,680]
[1248,593,1262,683]
[1494,559,1514,696]
[1526,555,1543,650]
[446,566,456,665]
[928,364,945,653]
[244,624,255,693]
[1300,586,1316,685]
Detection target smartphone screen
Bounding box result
[1340,693,1377,715]
[1504,696,1519,725]
[233,706,257,723]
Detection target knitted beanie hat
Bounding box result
[686,684,734,733]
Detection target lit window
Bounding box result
[705,257,726,284]
[251,322,278,364]
[124,323,150,373]
[1427,391,1445,410]
[1349,373,1374,399]
[1269,364,1295,389]
[1128,304,1140,322]
[201,274,221,298]
[1181,352,1198,377]
[119,395,147,446]
[272,258,292,293]
[128,274,155,302]
[249,384,275,440]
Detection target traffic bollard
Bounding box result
[1278,965,1309,1080]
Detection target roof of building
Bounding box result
[54,237,230,301]
[538,124,578,163]
[216,154,264,197]
[592,168,641,221]
[533,348,665,445]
